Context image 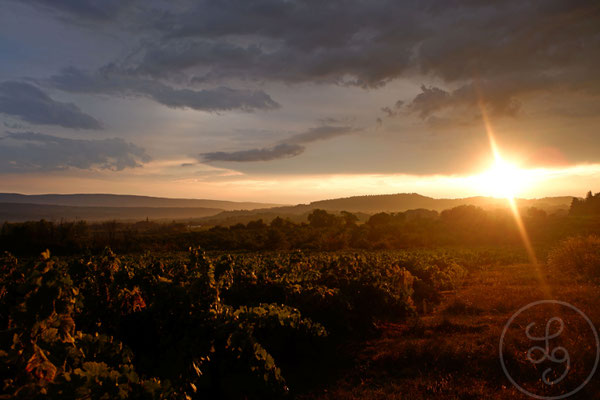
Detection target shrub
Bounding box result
[548,235,600,281]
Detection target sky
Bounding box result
[0,0,599,204]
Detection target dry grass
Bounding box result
[301,263,600,399]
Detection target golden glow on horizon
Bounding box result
[477,97,528,199]
[475,158,530,199]
[2,162,600,204]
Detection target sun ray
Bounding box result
[477,98,550,298]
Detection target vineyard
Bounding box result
[0,248,481,399]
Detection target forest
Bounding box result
[1,197,599,256]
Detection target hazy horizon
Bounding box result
[0,190,580,206]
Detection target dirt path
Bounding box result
[305,263,600,399]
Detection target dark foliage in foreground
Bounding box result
[0,248,467,399]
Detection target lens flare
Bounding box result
[476,158,530,199]
[476,96,551,298]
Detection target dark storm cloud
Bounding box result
[286,126,357,144]
[49,67,280,112]
[17,0,600,121]
[201,125,357,162]
[0,81,102,129]
[133,38,416,88]
[406,73,556,119]
[408,86,452,119]
[0,131,150,172]
[381,100,405,118]
[417,1,600,82]
[13,0,135,23]
[202,143,305,162]
[112,1,598,87]
[3,122,26,130]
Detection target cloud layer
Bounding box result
[2,0,600,184]
[49,67,279,112]
[15,0,600,122]
[0,131,150,172]
[18,0,134,23]
[0,81,102,129]
[201,125,357,162]
[202,143,305,162]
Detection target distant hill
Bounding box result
[194,193,575,226]
[302,193,574,213]
[0,203,223,223]
[0,192,574,224]
[0,193,282,210]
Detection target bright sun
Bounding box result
[476,158,529,198]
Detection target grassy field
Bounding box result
[303,261,600,399]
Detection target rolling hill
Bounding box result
[0,203,223,223]
[0,193,283,222]
[0,192,575,223]
[302,193,574,213]
[195,193,575,226]
[0,193,281,210]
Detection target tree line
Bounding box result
[570,190,600,215]
[3,196,600,255]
